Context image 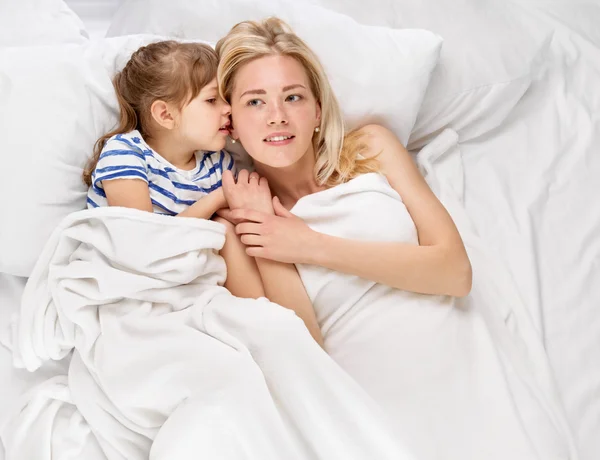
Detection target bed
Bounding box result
[0,0,598,459]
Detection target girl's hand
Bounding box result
[222,169,274,215]
[231,196,319,264]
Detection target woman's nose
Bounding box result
[267,101,287,125]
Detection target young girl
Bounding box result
[83,40,264,299]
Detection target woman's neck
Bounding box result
[254,150,327,210]
[145,132,196,171]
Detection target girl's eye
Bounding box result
[206,98,217,104]
[247,99,263,107]
[286,94,302,102]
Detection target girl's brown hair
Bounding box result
[83,40,218,186]
[216,18,380,187]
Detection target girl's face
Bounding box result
[229,55,321,169]
[177,78,232,152]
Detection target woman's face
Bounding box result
[229,54,321,169]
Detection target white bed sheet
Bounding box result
[461,2,600,459]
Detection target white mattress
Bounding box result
[461,3,600,459]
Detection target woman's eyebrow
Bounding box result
[240,84,306,99]
[240,89,266,99]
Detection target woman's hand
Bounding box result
[231,196,319,264]
[222,169,274,215]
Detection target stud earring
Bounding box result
[315,127,320,133]
[230,138,236,144]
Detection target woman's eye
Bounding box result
[207,98,217,104]
[286,94,302,102]
[247,99,263,107]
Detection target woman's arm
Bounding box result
[312,124,471,297]
[254,258,324,347]
[102,179,226,219]
[231,125,472,298]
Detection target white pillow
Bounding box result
[0,35,175,277]
[0,0,88,46]
[106,0,442,143]
[304,0,553,149]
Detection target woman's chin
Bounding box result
[264,155,303,169]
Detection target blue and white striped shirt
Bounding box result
[87,130,235,215]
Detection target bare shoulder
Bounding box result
[355,124,411,172]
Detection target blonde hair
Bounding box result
[216,17,379,187]
[83,40,218,186]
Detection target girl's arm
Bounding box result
[232,125,472,298]
[102,179,226,219]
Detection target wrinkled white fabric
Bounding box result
[1,208,413,460]
[292,129,578,460]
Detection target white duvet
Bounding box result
[2,209,411,460]
[1,130,579,460]
[291,130,578,460]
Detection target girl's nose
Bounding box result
[221,99,232,115]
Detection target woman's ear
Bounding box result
[150,100,176,130]
[229,120,240,143]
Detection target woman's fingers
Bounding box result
[272,196,293,217]
[240,234,262,246]
[249,172,260,183]
[222,169,235,189]
[259,176,269,188]
[235,222,261,235]
[237,169,249,184]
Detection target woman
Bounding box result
[214,16,471,333]
[212,17,550,460]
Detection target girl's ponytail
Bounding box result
[82,72,139,186]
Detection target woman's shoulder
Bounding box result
[354,124,410,176]
[355,124,403,157]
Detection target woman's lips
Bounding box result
[264,133,295,146]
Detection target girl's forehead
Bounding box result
[199,77,218,94]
